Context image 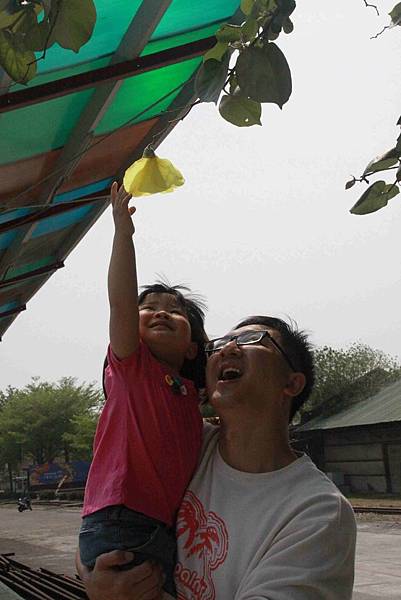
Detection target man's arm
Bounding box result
[235,496,356,600]
[76,549,164,600]
[108,182,139,359]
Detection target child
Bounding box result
[79,183,207,597]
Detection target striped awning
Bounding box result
[0,0,241,339]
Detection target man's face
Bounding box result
[206,324,293,416]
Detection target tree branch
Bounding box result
[370,24,390,39]
[362,0,379,16]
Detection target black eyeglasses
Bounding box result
[205,330,296,371]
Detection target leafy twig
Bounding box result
[362,0,379,16]
[29,1,61,65]
[370,24,390,39]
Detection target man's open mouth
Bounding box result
[219,367,242,382]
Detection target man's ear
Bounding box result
[185,341,198,361]
[284,372,306,398]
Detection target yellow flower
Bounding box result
[123,146,185,197]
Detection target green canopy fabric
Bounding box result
[0,0,241,339]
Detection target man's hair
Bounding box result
[235,316,315,421]
[138,282,207,389]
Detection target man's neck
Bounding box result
[218,419,298,474]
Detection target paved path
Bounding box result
[352,519,401,600]
[0,505,400,597]
[0,504,81,574]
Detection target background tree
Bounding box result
[297,342,401,423]
[0,377,102,472]
[62,411,99,461]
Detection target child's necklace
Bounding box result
[165,374,187,395]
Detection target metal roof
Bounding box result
[296,377,401,432]
[0,0,241,340]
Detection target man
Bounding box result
[78,316,356,600]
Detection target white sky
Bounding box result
[1,1,400,391]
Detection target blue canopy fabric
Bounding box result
[0,0,241,339]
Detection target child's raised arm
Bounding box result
[108,182,139,359]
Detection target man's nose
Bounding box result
[219,339,240,356]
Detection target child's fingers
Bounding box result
[110,181,119,205]
[128,206,136,216]
[116,188,132,212]
[117,184,131,201]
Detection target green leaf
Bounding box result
[270,15,283,34]
[261,0,278,9]
[229,73,238,94]
[23,19,51,51]
[240,0,254,15]
[277,0,296,17]
[216,23,242,43]
[41,0,52,18]
[203,41,229,62]
[266,29,280,41]
[350,181,400,215]
[235,42,292,107]
[389,2,401,26]
[49,0,96,53]
[282,17,294,34]
[0,28,36,83]
[396,165,401,182]
[396,132,401,153]
[219,93,262,127]
[0,1,23,29]
[363,148,400,175]
[345,178,356,190]
[241,18,259,41]
[195,54,229,103]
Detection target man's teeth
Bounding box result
[220,368,241,381]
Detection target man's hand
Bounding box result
[111,181,136,238]
[76,549,164,600]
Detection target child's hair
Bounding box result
[138,282,208,389]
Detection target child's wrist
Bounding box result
[114,228,134,239]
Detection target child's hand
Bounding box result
[111,182,136,237]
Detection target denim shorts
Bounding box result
[79,505,176,596]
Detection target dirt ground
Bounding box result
[0,503,401,598]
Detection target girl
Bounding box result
[79,183,207,598]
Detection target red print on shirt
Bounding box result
[175,491,228,600]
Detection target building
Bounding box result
[294,378,401,494]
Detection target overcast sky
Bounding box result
[1,1,400,391]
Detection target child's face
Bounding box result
[138,293,197,368]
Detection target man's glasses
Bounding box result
[205,330,296,371]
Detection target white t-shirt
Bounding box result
[175,423,356,600]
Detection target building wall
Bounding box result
[388,444,401,494]
[322,424,401,494]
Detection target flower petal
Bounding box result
[123,155,185,197]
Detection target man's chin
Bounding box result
[210,385,241,408]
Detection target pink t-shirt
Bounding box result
[82,342,203,526]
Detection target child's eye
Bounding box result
[139,306,154,311]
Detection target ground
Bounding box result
[0,504,400,598]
